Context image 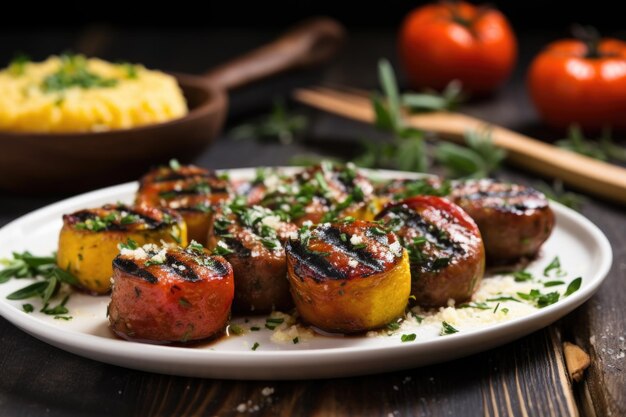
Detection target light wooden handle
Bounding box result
[408,112,626,205]
[293,87,626,205]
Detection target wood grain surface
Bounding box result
[0,28,624,417]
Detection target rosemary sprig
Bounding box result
[355,59,428,172]
[229,99,308,145]
[402,80,464,112]
[0,251,78,315]
[435,128,506,178]
[556,125,626,162]
[535,180,586,212]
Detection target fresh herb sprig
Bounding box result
[402,80,464,112]
[355,59,504,178]
[435,128,506,178]
[355,59,428,173]
[556,125,626,162]
[535,180,586,212]
[230,99,308,145]
[0,251,78,317]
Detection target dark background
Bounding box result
[1,1,624,31]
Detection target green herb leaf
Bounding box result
[564,277,582,296]
[251,342,260,351]
[544,256,566,277]
[229,99,308,145]
[513,271,533,282]
[535,180,585,212]
[544,280,565,287]
[6,281,49,300]
[402,80,464,112]
[22,303,34,313]
[377,59,402,131]
[401,333,416,342]
[440,321,459,335]
[292,337,299,344]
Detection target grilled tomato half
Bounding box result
[207,199,298,313]
[285,219,410,333]
[450,179,554,263]
[57,204,186,294]
[136,162,231,245]
[108,242,234,343]
[377,196,484,307]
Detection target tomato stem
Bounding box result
[572,24,602,59]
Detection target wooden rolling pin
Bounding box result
[294,86,626,206]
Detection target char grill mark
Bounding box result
[113,258,158,283]
[164,254,201,282]
[392,207,463,256]
[223,237,252,257]
[288,240,346,281]
[316,226,384,272]
[124,208,162,227]
[459,186,546,212]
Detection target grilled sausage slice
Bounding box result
[285,219,410,333]
[450,179,555,263]
[108,243,234,343]
[376,196,485,307]
[136,163,231,244]
[252,163,378,225]
[207,200,298,313]
[57,204,186,294]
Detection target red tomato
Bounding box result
[398,1,517,95]
[528,38,626,131]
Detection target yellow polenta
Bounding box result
[0,55,188,133]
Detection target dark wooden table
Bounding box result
[0,27,624,417]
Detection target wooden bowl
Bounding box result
[0,18,344,193]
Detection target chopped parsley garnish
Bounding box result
[250,326,260,331]
[493,302,500,313]
[265,317,285,330]
[292,337,299,344]
[459,301,491,310]
[544,256,566,277]
[387,321,401,331]
[369,227,387,236]
[410,312,424,323]
[517,289,560,308]
[544,280,565,287]
[501,308,509,314]
[486,296,520,303]
[513,271,533,282]
[392,179,451,200]
[401,333,416,342]
[22,303,34,313]
[168,158,181,170]
[41,54,118,92]
[440,321,459,335]
[564,277,582,297]
[178,298,192,308]
[118,238,139,251]
[213,242,234,256]
[1,252,78,313]
[251,342,260,351]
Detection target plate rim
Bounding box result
[0,167,613,378]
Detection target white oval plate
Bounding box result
[0,168,612,380]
